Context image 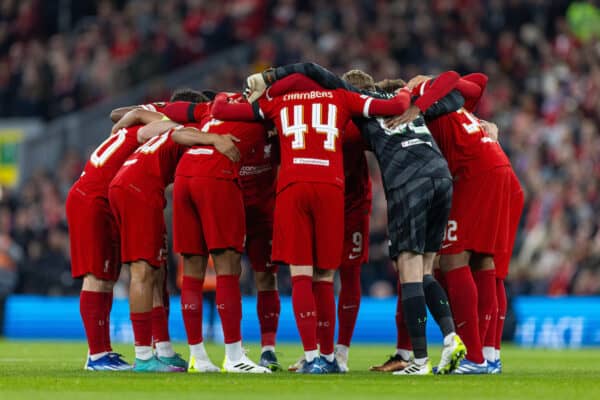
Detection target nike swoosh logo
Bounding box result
[457,321,467,328]
[348,254,361,260]
[441,243,453,249]
[342,305,358,310]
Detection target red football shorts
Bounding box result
[272,182,344,270]
[108,184,167,268]
[440,166,515,256]
[340,201,371,269]
[245,196,277,273]
[173,176,245,256]
[66,187,120,281]
[494,171,524,279]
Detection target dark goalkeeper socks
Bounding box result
[423,274,455,337]
[401,282,428,360]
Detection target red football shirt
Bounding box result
[255,89,380,192]
[75,126,142,198]
[343,122,371,210]
[239,134,278,205]
[425,108,510,179]
[412,76,508,179]
[175,114,268,181]
[140,102,169,114]
[162,101,211,123]
[111,128,187,204]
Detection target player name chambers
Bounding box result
[283,91,334,101]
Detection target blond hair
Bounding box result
[341,69,376,91]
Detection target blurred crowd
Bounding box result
[0,0,267,119]
[1,0,600,298]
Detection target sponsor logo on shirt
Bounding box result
[239,164,272,176]
[187,148,214,155]
[293,157,330,166]
[401,138,432,148]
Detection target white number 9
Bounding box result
[352,232,363,253]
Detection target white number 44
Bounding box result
[281,104,339,151]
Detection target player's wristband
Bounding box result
[262,68,277,86]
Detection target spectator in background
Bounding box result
[0,0,268,119]
[0,230,21,333]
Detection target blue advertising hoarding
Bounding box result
[4,295,600,348]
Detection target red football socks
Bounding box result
[495,278,507,350]
[181,276,204,345]
[130,311,153,347]
[444,266,484,363]
[313,280,336,355]
[484,303,498,349]
[337,266,361,347]
[216,274,242,344]
[434,268,447,292]
[291,275,318,351]
[102,291,113,352]
[473,269,497,343]
[151,306,170,343]
[162,277,170,319]
[80,290,109,356]
[395,280,413,351]
[257,290,280,347]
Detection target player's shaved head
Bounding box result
[341,69,376,91]
[374,78,407,94]
[170,88,210,103]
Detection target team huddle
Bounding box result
[66,62,524,375]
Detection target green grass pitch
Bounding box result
[0,340,599,400]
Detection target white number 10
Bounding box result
[90,128,127,167]
[281,104,339,151]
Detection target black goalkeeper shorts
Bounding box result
[387,177,453,259]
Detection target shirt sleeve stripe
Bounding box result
[252,101,264,120]
[187,103,197,122]
[363,97,373,117]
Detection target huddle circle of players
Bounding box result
[67,62,524,375]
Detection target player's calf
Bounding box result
[290,269,320,368]
[180,256,220,372]
[370,281,412,373]
[441,258,485,365]
[314,268,337,368]
[255,271,282,371]
[130,261,183,372]
[421,272,466,374]
[151,269,186,368]
[213,250,268,373]
[80,275,128,370]
[336,264,361,372]
[394,253,430,374]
